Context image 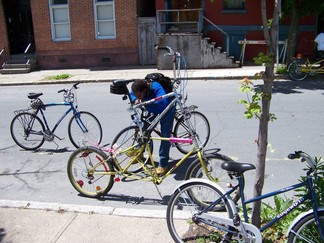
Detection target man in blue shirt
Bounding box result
[130,79,175,175]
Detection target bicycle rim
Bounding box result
[174,111,210,154]
[111,126,152,173]
[10,112,45,150]
[166,181,234,243]
[288,211,324,243]
[68,111,103,148]
[67,146,114,198]
[288,62,308,81]
[185,153,241,204]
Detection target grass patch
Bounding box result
[275,66,288,74]
[48,74,72,80]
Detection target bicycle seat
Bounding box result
[27,92,43,99]
[221,161,255,174]
[113,79,136,87]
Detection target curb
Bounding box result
[0,75,289,87]
[0,199,167,219]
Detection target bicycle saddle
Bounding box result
[113,79,136,87]
[28,92,43,99]
[221,161,256,174]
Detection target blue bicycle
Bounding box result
[10,82,103,150]
[167,151,324,242]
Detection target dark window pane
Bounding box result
[53,0,67,5]
[223,0,245,10]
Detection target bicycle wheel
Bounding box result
[111,126,153,173]
[287,211,324,242]
[10,112,45,150]
[288,60,308,81]
[185,152,242,204]
[68,111,103,148]
[173,110,210,154]
[67,146,115,198]
[166,180,234,243]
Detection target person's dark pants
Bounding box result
[159,107,175,167]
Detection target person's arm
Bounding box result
[150,82,169,113]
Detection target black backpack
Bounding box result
[145,73,173,93]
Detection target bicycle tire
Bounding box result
[111,126,153,173]
[173,110,210,154]
[185,152,242,204]
[67,146,115,198]
[68,111,103,148]
[287,211,324,242]
[10,112,45,150]
[166,180,234,243]
[288,60,308,81]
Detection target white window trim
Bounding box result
[49,1,71,42]
[94,0,116,40]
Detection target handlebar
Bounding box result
[57,82,80,94]
[154,45,177,56]
[288,151,316,170]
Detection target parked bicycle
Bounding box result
[288,56,324,81]
[166,151,324,242]
[67,46,240,202]
[10,82,103,150]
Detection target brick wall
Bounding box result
[0,0,9,66]
[31,0,138,69]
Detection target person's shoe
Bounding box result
[156,166,168,175]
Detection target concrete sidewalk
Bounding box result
[0,65,268,86]
[0,206,173,243]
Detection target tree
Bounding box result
[252,0,281,227]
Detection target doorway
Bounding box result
[3,0,35,54]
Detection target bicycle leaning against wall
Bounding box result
[288,55,324,81]
[10,82,103,150]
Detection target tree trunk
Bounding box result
[286,0,300,65]
[251,0,279,227]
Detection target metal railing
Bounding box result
[156,9,203,33]
[0,47,9,68]
[24,43,32,65]
[156,9,230,56]
[203,16,230,56]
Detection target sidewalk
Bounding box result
[0,64,268,243]
[0,65,268,86]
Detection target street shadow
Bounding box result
[98,193,171,206]
[255,78,324,95]
[31,147,72,154]
[0,228,6,242]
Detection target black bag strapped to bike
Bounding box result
[145,73,173,93]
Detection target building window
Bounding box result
[223,0,246,11]
[49,0,71,41]
[94,0,116,39]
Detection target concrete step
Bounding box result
[3,63,31,69]
[0,67,31,74]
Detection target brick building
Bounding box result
[0,0,321,71]
[1,0,139,70]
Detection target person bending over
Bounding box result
[130,79,175,175]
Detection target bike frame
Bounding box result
[102,134,211,185]
[131,89,202,150]
[299,57,324,74]
[34,101,88,134]
[196,170,324,239]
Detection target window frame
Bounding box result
[93,0,116,40]
[49,0,71,42]
[222,0,247,14]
